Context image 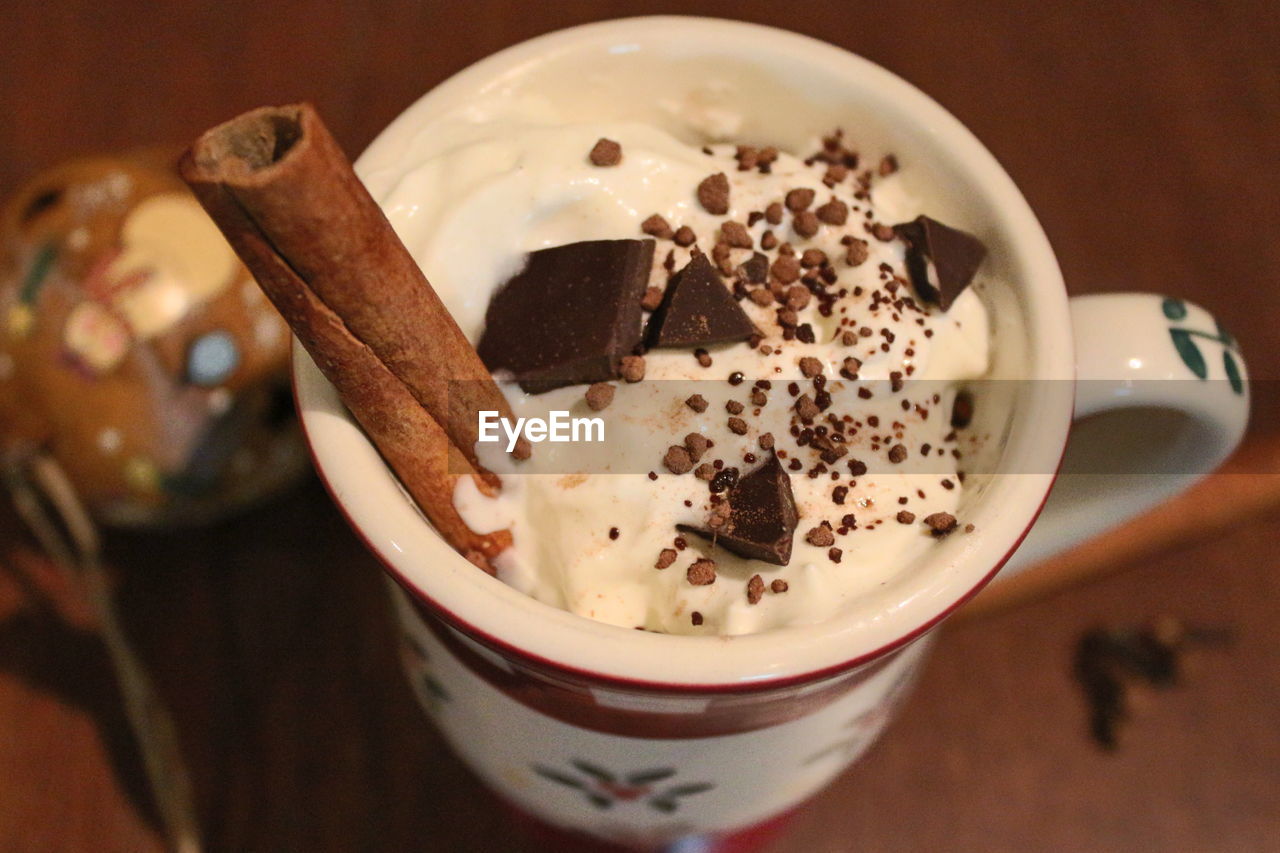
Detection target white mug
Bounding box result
[295,17,1249,851]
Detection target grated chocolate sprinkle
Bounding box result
[816,198,849,225]
[697,173,731,215]
[793,210,820,238]
[799,357,824,378]
[684,432,710,461]
[589,138,622,166]
[620,355,646,383]
[664,445,694,474]
[641,286,664,311]
[721,221,753,249]
[924,512,958,536]
[785,188,815,211]
[585,382,615,411]
[687,558,717,585]
[806,523,835,547]
[641,213,673,239]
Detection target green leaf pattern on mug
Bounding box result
[399,631,450,714]
[1223,350,1244,395]
[1169,328,1207,379]
[1161,297,1188,321]
[1162,298,1243,394]
[532,761,713,813]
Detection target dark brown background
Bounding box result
[2,2,1278,851]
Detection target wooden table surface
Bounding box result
[2,1,1278,851]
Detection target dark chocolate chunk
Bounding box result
[738,252,769,284]
[892,215,987,310]
[645,253,756,348]
[478,239,654,392]
[678,452,800,565]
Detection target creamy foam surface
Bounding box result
[370,121,990,636]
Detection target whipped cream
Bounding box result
[369,122,990,636]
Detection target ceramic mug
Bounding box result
[294,17,1250,851]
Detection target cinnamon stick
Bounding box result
[179,104,513,563]
[179,103,520,472]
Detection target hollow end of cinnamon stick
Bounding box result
[185,104,309,183]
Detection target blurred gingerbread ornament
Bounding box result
[0,149,306,526]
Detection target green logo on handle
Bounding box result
[1161,298,1243,395]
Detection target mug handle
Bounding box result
[998,292,1250,576]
